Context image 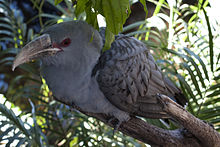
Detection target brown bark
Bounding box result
[157,94,220,147]
[57,95,220,146]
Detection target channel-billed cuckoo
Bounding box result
[12,21,187,127]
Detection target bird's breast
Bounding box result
[41,65,90,103]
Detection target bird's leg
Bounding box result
[113,120,123,135]
[107,117,121,134]
[180,128,194,138]
[107,111,130,135]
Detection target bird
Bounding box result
[12,21,187,128]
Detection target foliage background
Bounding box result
[0,0,219,146]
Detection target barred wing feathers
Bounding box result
[93,35,187,119]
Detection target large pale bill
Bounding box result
[12,34,60,71]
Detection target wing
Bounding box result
[93,35,187,119]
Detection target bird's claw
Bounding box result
[203,120,214,128]
[107,117,122,135]
[107,111,130,135]
[113,121,122,135]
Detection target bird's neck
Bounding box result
[41,65,114,113]
[41,63,91,96]
[41,50,102,104]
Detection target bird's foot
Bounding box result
[108,111,130,135]
[181,128,194,138]
[203,120,214,129]
[113,121,121,135]
[107,117,121,135]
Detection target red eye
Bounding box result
[61,38,71,47]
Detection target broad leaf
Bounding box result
[102,0,130,34]
[75,0,89,17]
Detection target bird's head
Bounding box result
[12,21,103,71]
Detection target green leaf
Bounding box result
[0,37,15,43]
[198,0,203,10]
[0,30,14,37]
[0,126,14,140]
[47,0,69,16]
[85,1,99,29]
[16,138,28,147]
[29,99,49,146]
[199,106,220,117]
[101,0,130,50]
[0,23,15,32]
[92,0,104,15]
[139,0,148,16]
[102,0,130,34]
[162,48,207,92]
[181,63,203,98]
[208,83,220,91]
[153,0,165,16]
[122,20,146,33]
[184,47,209,82]
[217,51,220,65]
[7,132,23,146]
[0,104,31,138]
[202,8,214,72]
[207,91,220,97]
[54,0,63,5]
[0,3,12,15]
[0,17,11,23]
[103,28,115,51]
[214,75,220,81]
[176,74,198,106]
[75,0,89,17]
[203,97,220,106]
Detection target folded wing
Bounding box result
[93,35,187,119]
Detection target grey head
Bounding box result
[12,21,104,103]
[13,21,103,71]
[42,21,103,72]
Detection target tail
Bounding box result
[164,77,188,107]
[174,92,188,107]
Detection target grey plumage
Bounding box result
[93,34,187,119]
[12,21,187,126]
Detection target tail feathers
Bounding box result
[164,77,188,107]
[175,92,188,107]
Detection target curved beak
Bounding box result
[12,34,61,71]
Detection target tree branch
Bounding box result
[56,95,220,146]
[157,94,220,147]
